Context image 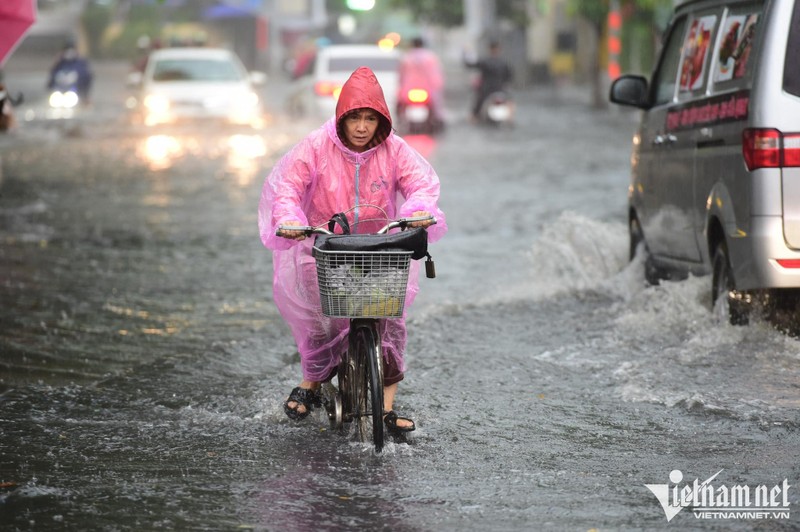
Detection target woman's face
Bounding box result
[342,109,379,152]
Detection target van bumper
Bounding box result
[733,216,800,290]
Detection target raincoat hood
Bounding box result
[335,67,393,150]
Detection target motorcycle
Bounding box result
[479,90,514,127]
[48,67,81,111]
[397,87,443,135]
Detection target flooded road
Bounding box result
[1,63,799,530]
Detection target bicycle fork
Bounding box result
[322,319,385,449]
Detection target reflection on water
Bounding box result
[137,131,268,187]
[140,134,184,171]
[226,134,268,187]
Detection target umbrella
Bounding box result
[0,0,37,66]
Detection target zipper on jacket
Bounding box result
[354,162,360,230]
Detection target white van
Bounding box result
[610,0,800,323]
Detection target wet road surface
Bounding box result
[1,62,799,531]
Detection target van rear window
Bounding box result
[785,1,800,96]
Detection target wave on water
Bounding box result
[525,210,632,299]
[524,211,800,425]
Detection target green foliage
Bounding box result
[569,0,673,27]
[128,4,162,27]
[496,0,530,27]
[104,5,162,60]
[384,0,528,27]
[385,0,463,26]
[569,0,609,27]
[105,22,155,59]
[82,4,112,57]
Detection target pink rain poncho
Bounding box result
[398,45,444,120]
[399,46,444,97]
[258,67,447,383]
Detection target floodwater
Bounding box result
[1,66,799,531]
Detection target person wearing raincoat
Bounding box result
[258,67,447,433]
[398,36,445,126]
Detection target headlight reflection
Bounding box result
[226,134,267,186]
[137,133,266,186]
[140,134,183,170]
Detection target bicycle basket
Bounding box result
[312,246,412,318]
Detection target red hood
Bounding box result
[335,66,392,150]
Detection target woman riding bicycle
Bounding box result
[258,66,447,433]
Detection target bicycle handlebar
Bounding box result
[276,215,436,238]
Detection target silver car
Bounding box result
[610,0,800,324]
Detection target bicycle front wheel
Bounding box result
[346,320,385,452]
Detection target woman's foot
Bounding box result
[382,381,414,431]
[283,381,320,420]
[383,410,416,433]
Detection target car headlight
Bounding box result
[230,91,260,112]
[143,94,170,114]
[244,91,259,107]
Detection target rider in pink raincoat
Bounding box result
[398,37,445,124]
[258,66,447,431]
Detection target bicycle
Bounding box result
[277,213,436,453]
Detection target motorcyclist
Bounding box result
[398,36,445,127]
[465,40,513,121]
[47,43,93,104]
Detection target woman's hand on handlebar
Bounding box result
[276,212,433,238]
[408,211,435,228]
[276,220,307,241]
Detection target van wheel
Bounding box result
[711,241,748,325]
[630,216,662,285]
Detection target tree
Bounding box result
[569,0,672,108]
[82,2,113,57]
[385,0,463,26]
[385,0,527,28]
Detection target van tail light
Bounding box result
[314,81,342,98]
[407,88,429,103]
[742,128,800,170]
[784,134,800,166]
[776,259,800,269]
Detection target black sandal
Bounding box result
[283,387,319,420]
[383,410,416,433]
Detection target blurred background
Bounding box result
[1,0,679,111]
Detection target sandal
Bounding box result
[283,387,319,420]
[383,410,416,433]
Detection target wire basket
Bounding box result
[312,247,412,318]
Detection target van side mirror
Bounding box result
[610,75,650,109]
